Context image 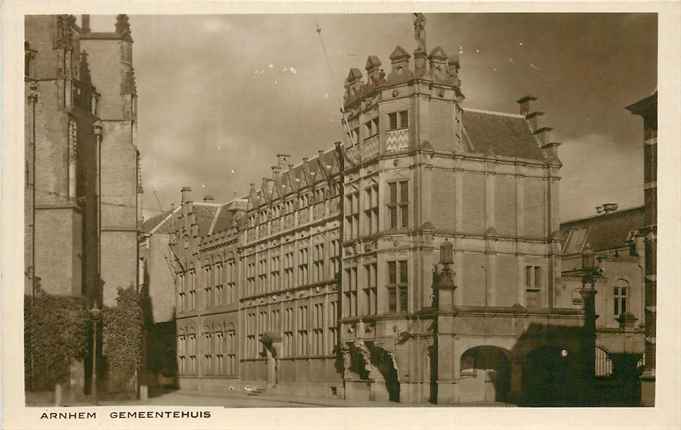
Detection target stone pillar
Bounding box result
[579,285,597,404]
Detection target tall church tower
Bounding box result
[80,15,141,306]
[338,14,580,405]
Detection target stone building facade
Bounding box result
[24,14,141,393]
[626,91,657,406]
[25,13,140,307]
[79,15,141,306]
[560,207,645,403]
[157,17,596,405]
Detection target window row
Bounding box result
[177,331,238,377]
[346,110,408,145]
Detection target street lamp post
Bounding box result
[431,240,457,404]
[89,306,102,404]
[579,243,602,405]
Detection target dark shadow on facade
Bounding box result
[508,322,585,406]
[141,268,178,398]
[367,342,400,402]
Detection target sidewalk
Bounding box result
[162,388,514,407]
[167,389,403,407]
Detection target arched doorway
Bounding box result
[523,346,571,406]
[459,346,511,402]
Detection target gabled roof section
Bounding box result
[560,207,644,254]
[192,203,221,237]
[211,202,237,235]
[142,206,181,235]
[462,108,547,161]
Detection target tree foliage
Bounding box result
[24,289,88,391]
[102,286,144,392]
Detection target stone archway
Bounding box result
[459,346,511,402]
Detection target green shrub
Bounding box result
[24,290,88,391]
[102,286,143,392]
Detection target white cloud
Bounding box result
[559,133,643,221]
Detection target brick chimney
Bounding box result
[516,95,537,117]
[533,126,553,146]
[180,186,192,205]
[271,165,282,179]
[276,153,291,169]
[525,111,544,132]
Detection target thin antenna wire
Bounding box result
[315,21,354,147]
[152,188,164,213]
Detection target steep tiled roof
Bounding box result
[142,211,169,234]
[560,207,644,254]
[193,204,220,237]
[142,207,182,234]
[212,204,235,235]
[462,108,547,161]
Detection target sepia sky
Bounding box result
[88,13,657,222]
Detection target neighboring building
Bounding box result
[560,207,645,403]
[156,16,596,405]
[79,15,142,306]
[25,14,101,303]
[24,14,141,393]
[626,91,657,406]
[139,194,247,387]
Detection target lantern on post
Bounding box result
[440,240,453,266]
[436,240,456,309]
[582,243,595,271]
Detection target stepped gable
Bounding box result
[462,108,547,161]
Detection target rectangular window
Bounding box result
[614,283,629,316]
[389,183,397,228]
[388,110,408,130]
[387,260,408,313]
[399,181,409,228]
[399,110,409,129]
[534,266,542,290]
[388,261,397,312]
[389,112,398,130]
[388,181,408,229]
[525,265,542,291]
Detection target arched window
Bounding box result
[613,279,629,317]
